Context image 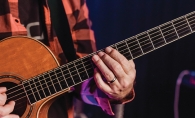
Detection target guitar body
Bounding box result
[0,37,69,118]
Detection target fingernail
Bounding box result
[92,55,99,62]
[105,47,112,53]
[98,52,104,57]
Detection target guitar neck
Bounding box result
[22,11,195,104]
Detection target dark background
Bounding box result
[83,0,195,118]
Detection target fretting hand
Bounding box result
[92,47,136,100]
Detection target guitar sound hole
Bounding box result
[0,82,27,117]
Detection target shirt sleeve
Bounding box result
[62,0,135,115]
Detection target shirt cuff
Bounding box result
[79,78,135,115]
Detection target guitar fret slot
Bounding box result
[160,24,178,43]
[49,71,62,92]
[43,74,55,95]
[61,66,75,87]
[137,33,154,53]
[56,68,69,89]
[116,41,132,60]
[148,28,166,48]
[67,64,81,84]
[186,13,195,31]
[127,38,143,58]
[23,81,37,104]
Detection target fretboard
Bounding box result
[23,11,195,104]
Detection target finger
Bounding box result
[0,101,15,116]
[94,68,121,94]
[0,87,7,106]
[92,54,116,82]
[93,68,112,94]
[1,114,19,118]
[97,51,126,79]
[105,47,134,74]
[0,93,6,106]
[129,60,135,69]
[0,87,6,93]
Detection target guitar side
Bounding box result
[0,37,70,118]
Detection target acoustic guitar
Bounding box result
[0,11,195,118]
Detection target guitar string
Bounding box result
[6,13,195,102]
[6,16,195,102]
[6,21,195,108]
[5,12,195,104]
[7,18,193,98]
[8,23,195,110]
[6,21,195,112]
[6,12,195,95]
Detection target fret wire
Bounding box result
[60,65,74,87]
[81,59,89,79]
[32,78,41,100]
[27,81,37,102]
[135,37,144,54]
[126,22,176,50]
[175,24,191,33]
[188,20,195,30]
[126,23,189,55]
[54,68,63,90]
[132,15,189,45]
[186,17,195,31]
[42,74,51,95]
[73,61,82,82]
[114,43,118,51]
[149,28,165,41]
[158,27,167,43]
[59,67,70,88]
[176,27,193,37]
[126,39,139,50]
[147,32,155,49]
[47,71,57,93]
[36,76,46,97]
[188,19,195,27]
[65,65,75,85]
[173,18,191,33]
[124,39,133,59]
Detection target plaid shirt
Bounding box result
[0,0,134,117]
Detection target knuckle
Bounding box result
[112,64,121,70]
[121,80,131,89]
[94,58,101,65]
[104,73,113,80]
[110,48,117,54]
[122,83,129,89]
[100,53,108,60]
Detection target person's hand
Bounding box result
[92,47,136,100]
[0,87,19,118]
